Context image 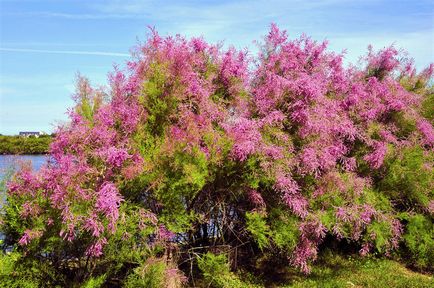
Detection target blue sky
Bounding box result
[1,0,433,135]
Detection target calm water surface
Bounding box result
[0,154,47,177]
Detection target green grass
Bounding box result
[278,251,433,288]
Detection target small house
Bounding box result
[19,131,41,137]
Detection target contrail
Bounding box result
[0,48,130,57]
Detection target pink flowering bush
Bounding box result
[1,25,433,286]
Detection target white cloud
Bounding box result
[328,29,434,69]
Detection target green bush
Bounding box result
[197,252,255,288]
[0,252,61,288]
[379,146,433,212]
[401,214,434,270]
[81,274,107,288]
[123,258,179,288]
[246,212,270,250]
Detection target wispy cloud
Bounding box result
[5,1,367,22]
[0,48,129,57]
[0,41,124,48]
[6,11,149,20]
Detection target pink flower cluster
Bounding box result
[98,147,131,168]
[363,141,388,169]
[18,229,43,246]
[291,221,326,273]
[95,182,124,232]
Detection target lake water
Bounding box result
[0,155,47,177]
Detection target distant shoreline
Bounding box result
[0,135,52,155]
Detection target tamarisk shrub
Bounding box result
[1,25,433,286]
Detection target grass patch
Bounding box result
[278,251,433,288]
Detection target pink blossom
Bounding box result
[417,119,434,146]
[47,218,54,226]
[341,157,357,171]
[18,231,32,246]
[360,242,372,256]
[84,216,105,237]
[248,189,266,208]
[290,221,326,273]
[95,182,124,232]
[224,117,261,161]
[139,209,158,230]
[85,237,108,257]
[336,207,351,223]
[99,147,131,168]
[262,145,283,159]
[157,225,175,241]
[360,205,376,224]
[390,219,403,249]
[428,201,434,215]
[18,229,42,246]
[379,129,398,144]
[366,45,400,77]
[364,141,387,169]
[300,148,321,177]
[20,201,41,218]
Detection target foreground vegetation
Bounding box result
[285,252,433,288]
[192,250,433,287]
[0,135,52,154]
[1,248,431,287]
[0,25,433,287]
